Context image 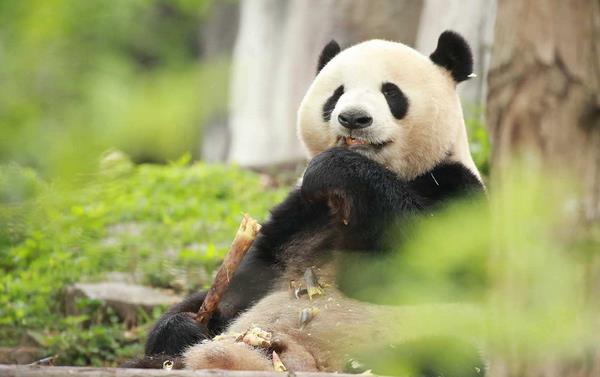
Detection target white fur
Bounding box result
[183,262,483,372]
[297,39,482,181]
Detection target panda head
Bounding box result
[298,31,481,181]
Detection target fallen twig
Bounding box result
[28,355,57,366]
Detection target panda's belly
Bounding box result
[183,258,483,372]
[224,267,400,371]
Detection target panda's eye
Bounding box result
[381,82,401,97]
[322,85,344,122]
[381,82,409,120]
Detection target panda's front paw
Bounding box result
[301,148,358,201]
[301,148,369,224]
[145,312,210,356]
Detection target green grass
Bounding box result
[0,154,287,365]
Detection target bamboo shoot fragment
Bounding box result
[195,214,261,325]
[299,307,320,329]
[304,267,324,300]
[236,326,273,348]
[272,351,287,372]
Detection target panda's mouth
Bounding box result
[337,136,389,150]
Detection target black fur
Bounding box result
[134,186,334,366]
[429,30,474,83]
[143,292,215,357]
[322,85,344,122]
[131,148,484,368]
[381,82,409,119]
[317,39,341,74]
[409,162,483,204]
[302,148,424,251]
[301,148,484,252]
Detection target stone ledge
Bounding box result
[0,365,376,377]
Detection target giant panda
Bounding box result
[127,30,485,375]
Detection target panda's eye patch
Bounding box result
[381,82,409,120]
[322,85,344,122]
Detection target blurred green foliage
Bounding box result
[0,0,227,178]
[0,154,286,365]
[343,163,599,376]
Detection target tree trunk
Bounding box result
[487,1,600,376]
[199,1,239,162]
[487,0,600,222]
[227,0,423,168]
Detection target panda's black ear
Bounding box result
[317,40,341,74]
[430,31,474,83]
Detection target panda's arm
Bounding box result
[143,257,282,358]
[301,147,424,251]
[140,188,330,361]
[301,148,485,251]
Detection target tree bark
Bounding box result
[487,1,600,376]
[487,0,600,222]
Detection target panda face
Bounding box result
[324,79,409,151]
[298,37,479,181]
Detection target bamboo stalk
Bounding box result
[195,214,261,326]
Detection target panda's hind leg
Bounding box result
[274,334,319,371]
[183,334,320,372]
[183,339,272,371]
[144,292,214,357]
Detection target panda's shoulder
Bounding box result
[410,162,484,203]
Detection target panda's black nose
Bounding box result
[338,110,373,129]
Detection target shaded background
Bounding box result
[0,0,494,177]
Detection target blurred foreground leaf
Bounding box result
[342,161,598,376]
